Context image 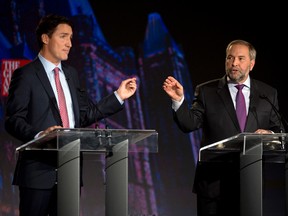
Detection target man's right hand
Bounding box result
[39,125,63,137]
[162,76,184,102]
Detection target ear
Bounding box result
[249,59,255,71]
[41,34,49,44]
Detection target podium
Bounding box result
[199,133,288,216]
[16,128,158,216]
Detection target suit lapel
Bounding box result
[33,58,81,128]
[34,59,59,112]
[217,77,262,132]
[245,80,261,131]
[34,58,64,126]
[217,76,241,131]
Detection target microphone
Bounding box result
[259,94,288,133]
[259,94,288,149]
[93,100,113,157]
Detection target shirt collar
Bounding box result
[227,75,251,89]
[38,53,63,73]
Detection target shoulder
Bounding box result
[198,78,222,87]
[61,62,81,87]
[251,78,277,93]
[62,62,78,76]
[12,58,41,77]
[62,62,77,71]
[250,78,278,101]
[193,77,225,99]
[196,77,224,92]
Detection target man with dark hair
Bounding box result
[5,14,137,216]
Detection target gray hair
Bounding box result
[226,39,256,60]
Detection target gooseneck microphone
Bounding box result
[259,94,288,133]
[94,102,113,157]
[78,88,112,154]
[259,94,288,149]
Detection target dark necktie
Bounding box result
[54,67,69,128]
[235,84,246,132]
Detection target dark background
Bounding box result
[0,1,287,215]
[90,1,288,117]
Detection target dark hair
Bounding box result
[36,14,73,49]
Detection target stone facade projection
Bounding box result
[68,13,157,215]
[138,13,201,215]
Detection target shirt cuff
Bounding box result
[114,91,124,105]
[172,96,184,111]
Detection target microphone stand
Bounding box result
[259,95,288,150]
[93,103,113,158]
[105,129,113,158]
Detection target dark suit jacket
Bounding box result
[173,75,282,196]
[5,58,124,189]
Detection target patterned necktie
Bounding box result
[54,67,69,128]
[235,84,246,132]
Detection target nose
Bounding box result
[66,39,72,47]
[232,58,239,66]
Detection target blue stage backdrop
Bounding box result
[0,0,202,215]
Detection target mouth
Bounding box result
[230,68,239,74]
[63,49,70,54]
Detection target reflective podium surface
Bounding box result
[16,128,158,216]
[199,133,288,216]
[17,128,158,153]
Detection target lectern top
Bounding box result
[16,128,158,153]
[199,133,287,162]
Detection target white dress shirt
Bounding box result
[172,76,251,115]
[38,54,75,128]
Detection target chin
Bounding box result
[61,56,69,61]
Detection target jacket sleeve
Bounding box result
[76,88,124,128]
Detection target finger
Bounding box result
[168,76,177,82]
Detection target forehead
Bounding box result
[53,23,73,35]
[228,44,249,56]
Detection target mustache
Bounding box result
[226,70,246,82]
